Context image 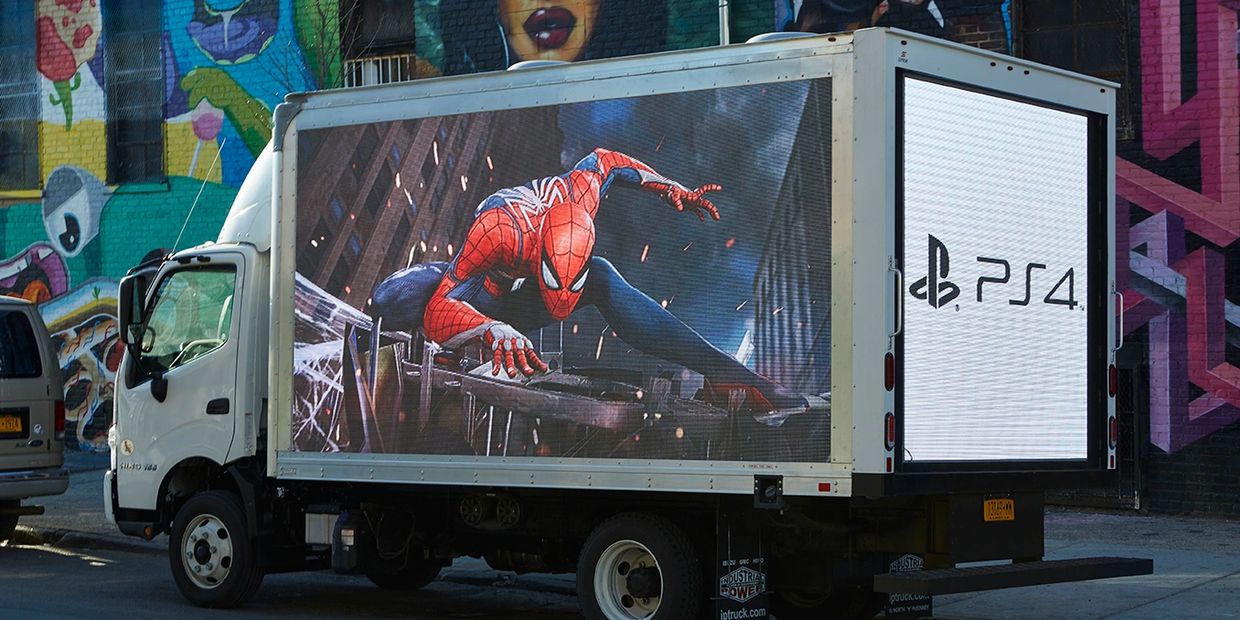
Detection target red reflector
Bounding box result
[885,412,895,450]
[884,353,894,391]
[818,482,832,493]
[1109,417,1118,448]
[1108,365,1118,397]
[54,400,66,437]
[1109,455,1115,469]
[886,457,893,472]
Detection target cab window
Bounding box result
[137,267,236,380]
[0,310,41,379]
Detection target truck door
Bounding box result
[115,256,243,510]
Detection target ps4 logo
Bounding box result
[909,234,1080,311]
[909,234,959,308]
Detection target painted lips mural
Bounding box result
[0,244,69,305]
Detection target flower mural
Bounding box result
[36,0,102,130]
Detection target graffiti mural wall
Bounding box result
[1,0,320,450]
[1115,0,1240,514]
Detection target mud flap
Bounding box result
[714,506,770,620]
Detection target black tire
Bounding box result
[771,586,885,620]
[366,558,446,590]
[0,500,19,542]
[577,513,702,620]
[168,490,264,608]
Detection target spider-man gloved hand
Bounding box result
[655,183,723,222]
[482,322,549,378]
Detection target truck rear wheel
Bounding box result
[577,513,702,620]
[169,490,264,608]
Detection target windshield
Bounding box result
[136,267,236,381]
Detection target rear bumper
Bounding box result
[0,468,69,500]
[873,556,1153,595]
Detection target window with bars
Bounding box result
[1019,0,1133,139]
[0,3,39,190]
[103,0,164,184]
[340,0,418,87]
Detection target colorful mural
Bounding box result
[4,0,319,450]
[1117,0,1240,454]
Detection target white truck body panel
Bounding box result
[257,28,1116,497]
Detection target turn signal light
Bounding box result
[884,353,894,391]
[54,400,65,440]
[1108,364,1118,397]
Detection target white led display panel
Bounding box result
[902,76,1090,462]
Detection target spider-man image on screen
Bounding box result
[291,79,833,462]
[369,148,809,421]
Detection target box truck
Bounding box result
[105,28,1150,618]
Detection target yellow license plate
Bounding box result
[984,498,1014,522]
[0,415,23,434]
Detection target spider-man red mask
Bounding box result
[538,204,594,320]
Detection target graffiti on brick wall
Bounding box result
[430,0,673,75]
[36,0,101,131]
[5,1,328,449]
[775,0,1011,51]
[1,171,235,450]
[167,0,312,185]
[1118,0,1240,453]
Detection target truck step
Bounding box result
[873,557,1153,596]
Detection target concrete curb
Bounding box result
[14,524,163,556]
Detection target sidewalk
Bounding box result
[17,459,1240,618]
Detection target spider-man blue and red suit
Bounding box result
[370,147,811,421]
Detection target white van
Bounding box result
[0,295,68,541]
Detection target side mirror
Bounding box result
[118,274,148,346]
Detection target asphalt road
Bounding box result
[0,542,580,620]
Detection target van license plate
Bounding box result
[0,415,23,435]
[984,498,1014,522]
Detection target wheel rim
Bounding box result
[180,513,234,590]
[594,539,662,619]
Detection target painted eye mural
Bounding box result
[0,244,70,304]
[42,165,109,258]
[188,0,279,65]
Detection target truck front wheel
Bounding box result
[168,490,264,608]
[577,513,702,620]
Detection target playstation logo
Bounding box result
[910,234,960,308]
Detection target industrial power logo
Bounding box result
[909,234,959,308]
[719,565,766,604]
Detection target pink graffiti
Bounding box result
[1118,0,1240,453]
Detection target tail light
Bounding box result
[1108,364,1118,397]
[54,400,66,441]
[884,353,894,391]
[884,412,895,450]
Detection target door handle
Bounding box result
[206,398,230,415]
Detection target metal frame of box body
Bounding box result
[268,28,1117,499]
